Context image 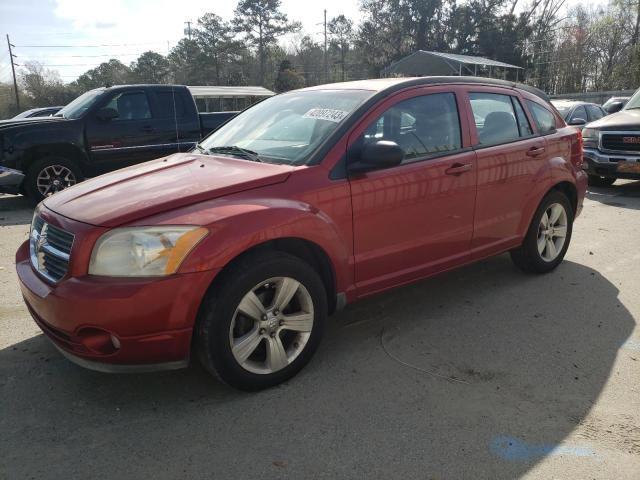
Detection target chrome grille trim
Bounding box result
[29,215,74,283]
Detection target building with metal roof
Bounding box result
[382,50,523,81]
[187,86,275,112]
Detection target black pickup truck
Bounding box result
[582,88,640,186]
[0,84,237,200]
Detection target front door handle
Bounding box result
[526,146,546,157]
[141,125,153,132]
[445,163,472,176]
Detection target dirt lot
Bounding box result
[1,184,639,480]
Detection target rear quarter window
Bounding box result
[526,100,557,134]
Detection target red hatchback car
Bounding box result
[16,77,587,390]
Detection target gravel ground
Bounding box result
[1,183,639,480]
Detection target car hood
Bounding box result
[0,116,66,130]
[43,153,294,227]
[588,109,640,131]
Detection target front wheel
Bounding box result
[195,252,327,391]
[510,190,574,274]
[24,157,83,202]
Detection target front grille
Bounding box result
[601,133,640,152]
[29,215,74,282]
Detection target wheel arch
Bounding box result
[21,143,88,176]
[201,237,339,315]
[551,180,578,215]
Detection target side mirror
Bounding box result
[568,117,587,126]
[604,101,624,114]
[349,140,404,174]
[96,107,119,121]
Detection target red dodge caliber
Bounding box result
[16,77,587,390]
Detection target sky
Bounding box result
[0,0,592,85]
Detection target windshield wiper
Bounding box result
[203,145,262,162]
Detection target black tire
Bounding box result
[510,190,574,274]
[24,156,83,202]
[587,174,615,187]
[195,251,327,391]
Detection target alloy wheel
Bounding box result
[36,165,77,197]
[229,276,314,374]
[537,202,568,262]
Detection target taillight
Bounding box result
[571,129,584,168]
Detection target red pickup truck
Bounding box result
[16,77,587,390]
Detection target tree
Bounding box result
[130,51,171,84]
[274,59,305,92]
[233,0,300,85]
[168,38,206,85]
[18,61,77,107]
[74,59,131,89]
[328,15,354,81]
[195,13,243,84]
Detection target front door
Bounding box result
[85,89,163,175]
[348,87,477,296]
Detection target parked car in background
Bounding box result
[582,88,640,186]
[16,77,587,391]
[551,100,606,126]
[602,96,631,114]
[0,84,237,201]
[11,106,64,119]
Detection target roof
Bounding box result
[422,51,523,69]
[383,51,522,77]
[188,86,275,98]
[302,76,550,103]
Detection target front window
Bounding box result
[57,89,104,119]
[198,89,373,165]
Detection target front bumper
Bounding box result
[0,166,25,194]
[16,240,219,371]
[583,148,640,179]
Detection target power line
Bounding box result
[14,41,168,48]
[22,52,147,59]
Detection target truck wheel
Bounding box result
[587,174,615,187]
[195,251,327,391]
[510,190,574,274]
[25,157,83,202]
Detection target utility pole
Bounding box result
[184,21,193,41]
[6,35,20,111]
[323,10,328,83]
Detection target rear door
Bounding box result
[148,88,201,155]
[348,86,477,295]
[462,87,547,258]
[85,89,164,174]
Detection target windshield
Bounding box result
[624,89,640,110]
[57,88,105,119]
[199,89,373,165]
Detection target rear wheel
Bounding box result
[25,157,83,202]
[196,251,327,391]
[510,190,574,274]
[587,174,615,187]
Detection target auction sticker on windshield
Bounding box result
[303,108,349,123]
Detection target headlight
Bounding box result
[89,226,208,277]
[582,128,599,148]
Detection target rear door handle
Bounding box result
[141,125,153,132]
[445,163,472,176]
[526,146,545,157]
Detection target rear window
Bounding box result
[526,100,556,134]
[154,91,188,118]
[470,93,525,145]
